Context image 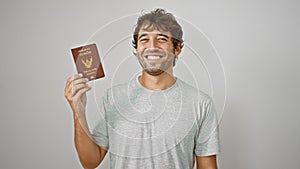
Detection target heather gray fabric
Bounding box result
[92,75,220,169]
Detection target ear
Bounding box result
[174,43,182,56]
[133,48,138,56]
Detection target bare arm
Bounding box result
[65,74,107,169]
[196,155,217,169]
[73,111,107,169]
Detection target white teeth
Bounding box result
[147,55,161,60]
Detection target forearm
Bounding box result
[73,112,104,169]
[196,155,218,169]
[64,74,106,168]
[197,165,217,169]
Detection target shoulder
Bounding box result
[177,78,212,104]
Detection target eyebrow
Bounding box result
[157,34,170,39]
[138,33,148,40]
[138,33,170,40]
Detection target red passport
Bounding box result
[71,43,105,81]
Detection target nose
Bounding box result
[149,38,158,49]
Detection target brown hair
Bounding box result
[132,8,184,50]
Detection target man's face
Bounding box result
[136,26,181,76]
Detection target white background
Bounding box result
[0,0,299,168]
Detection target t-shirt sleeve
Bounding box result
[91,90,109,150]
[194,97,220,156]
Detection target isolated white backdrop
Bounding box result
[0,0,299,169]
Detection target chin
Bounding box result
[144,68,165,76]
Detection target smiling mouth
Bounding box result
[145,55,163,60]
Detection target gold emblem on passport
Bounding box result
[71,43,105,81]
[81,57,93,68]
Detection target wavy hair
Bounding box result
[132,8,184,51]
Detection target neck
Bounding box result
[138,70,176,91]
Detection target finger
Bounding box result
[65,84,90,101]
[65,76,87,93]
[66,78,89,95]
[66,74,83,88]
[70,83,89,97]
[73,86,92,101]
[72,77,89,86]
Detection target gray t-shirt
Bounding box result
[92,75,220,169]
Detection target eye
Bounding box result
[139,37,148,43]
[157,37,168,42]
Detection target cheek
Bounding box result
[163,48,175,57]
[137,46,146,55]
[163,43,174,52]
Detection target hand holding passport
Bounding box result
[71,43,105,81]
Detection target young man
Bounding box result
[64,9,220,169]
